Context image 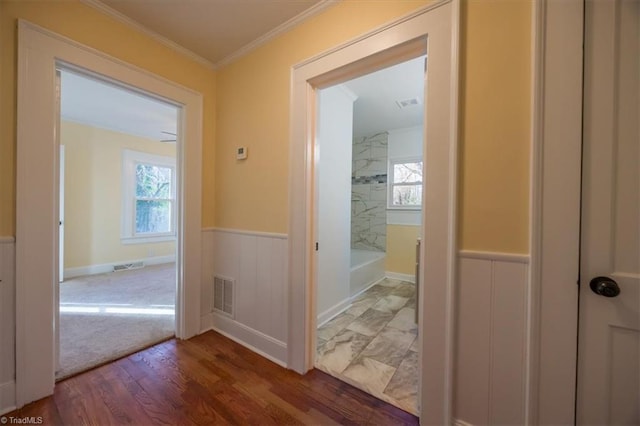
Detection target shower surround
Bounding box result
[351,132,388,252]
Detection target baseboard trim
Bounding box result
[385,271,416,283]
[203,313,287,368]
[317,276,386,326]
[458,250,530,264]
[64,255,175,279]
[0,380,16,416]
[207,227,288,240]
[317,298,352,327]
[453,419,475,426]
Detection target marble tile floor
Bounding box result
[315,277,419,415]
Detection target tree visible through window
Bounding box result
[389,158,423,208]
[135,164,173,234]
[122,149,176,243]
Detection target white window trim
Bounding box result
[121,149,176,243]
[387,156,423,210]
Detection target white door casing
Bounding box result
[16,21,202,406]
[57,72,64,285]
[530,0,584,423]
[577,0,640,424]
[288,1,459,423]
[56,71,63,373]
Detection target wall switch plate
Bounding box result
[236,147,248,160]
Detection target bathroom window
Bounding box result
[388,157,423,209]
[121,149,176,244]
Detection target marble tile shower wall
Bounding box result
[352,132,388,252]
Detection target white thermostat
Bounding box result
[236,147,248,160]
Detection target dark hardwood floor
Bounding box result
[6,331,419,425]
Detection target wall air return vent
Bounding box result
[213,275,235,317]
[113,261,144,272]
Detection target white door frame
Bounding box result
[16,21,203,407]
[288,1,459,423]
[529,0,583,424]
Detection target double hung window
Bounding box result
[122,150,176,243]
[388,157,423,209]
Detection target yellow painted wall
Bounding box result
[0,0,216,236]
[459,0,531,253]
[1,0,533,255]
[215,0,532,254]
[215,0,433,233]
[386,225,421,275]
[62,121,176,269]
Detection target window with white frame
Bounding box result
[388,157,423,209]
[122,149,176,243]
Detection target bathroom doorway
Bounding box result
[314,56,425,414]
[287,4,458,423]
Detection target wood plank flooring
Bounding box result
[6,331,419,425]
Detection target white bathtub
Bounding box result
[350,249,385,296]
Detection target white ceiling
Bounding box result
[60,69,178,142]
[344,55,425,138]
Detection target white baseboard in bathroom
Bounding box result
[64,254,176,279]
[208,313,288,367]
[317,277,386,327]
[317,298,352,327]
[453,419,475,426]
[385,271,416,283]
[0,380,16,415]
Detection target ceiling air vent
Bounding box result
[395,97,421,109]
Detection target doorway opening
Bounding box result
[16,21,203,406]
[314,56,425,414]
[288,4,457,423]
[55,68,180,379]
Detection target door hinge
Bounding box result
[315,242,319,251]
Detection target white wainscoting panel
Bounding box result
[455,252,529,426]
[201,229,288,365]
[200,229,215,316]
[0,237,16,414]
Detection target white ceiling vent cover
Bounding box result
[395,97,422,109]
[213,276,235,317]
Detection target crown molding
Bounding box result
[80,0,217,70]
[215,0,339,68]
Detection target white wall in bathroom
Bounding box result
[387,125,423,158]
[316,85,356,318]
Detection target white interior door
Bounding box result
[578,0,640,424]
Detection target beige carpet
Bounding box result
[57,263,176,380]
